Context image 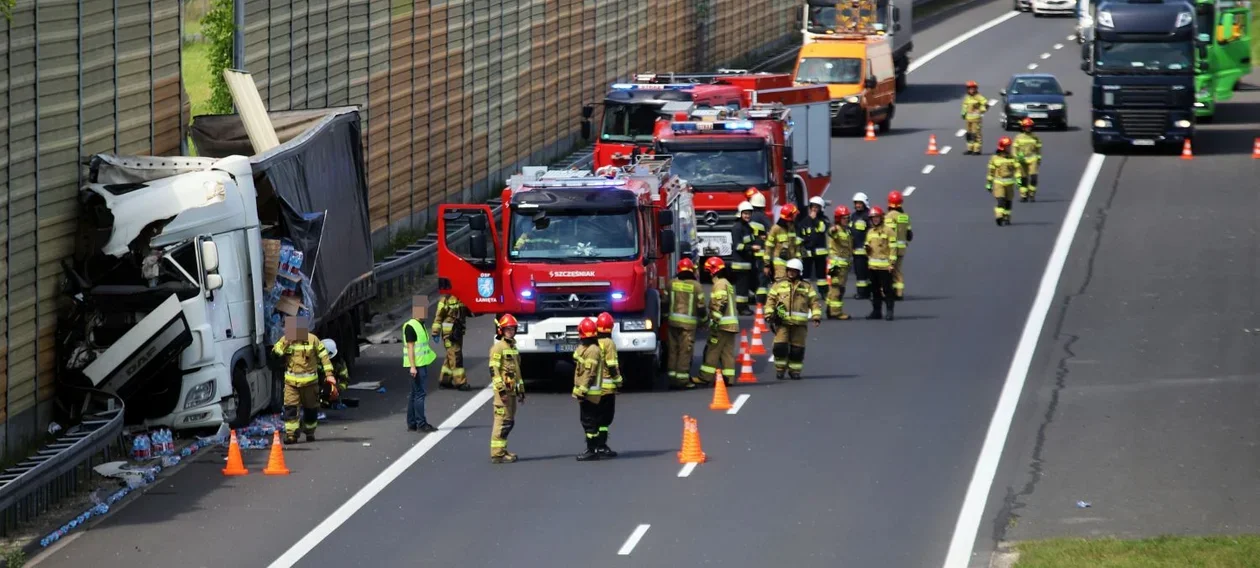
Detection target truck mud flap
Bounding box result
[83,294,193,401]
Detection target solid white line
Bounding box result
[1053,43,1064,49]
[1027,63,1038,70]
[907,11,1022,73]
[1040,52,1051,59]
[267,387,495,568]
[904,186,917,196]
[940,154,1107,568]
[678,462,699,477]
[727,393,750,415]
[941,146,953,155]
[922,165,935,174]
[955,129,967,137]
[618,524,651,555]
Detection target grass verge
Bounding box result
[1014,535,1260,567]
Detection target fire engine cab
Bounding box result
[652,85,831,265]
[436,157,696,390]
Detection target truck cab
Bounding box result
[802,0,913,91]
[1081,0,1207,153]
[435,158,694,390]
[1193,0,1253,119]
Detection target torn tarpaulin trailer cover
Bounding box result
[188,107,374,326]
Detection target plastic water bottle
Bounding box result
[162,429,175,454]
[135,434,151,460]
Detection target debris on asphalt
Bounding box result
[1076,500,1091,508]
[347,381,382,390]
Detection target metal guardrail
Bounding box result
[0,388,125,536]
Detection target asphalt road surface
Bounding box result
[27,3,1188,568]
[962,72,1260,565]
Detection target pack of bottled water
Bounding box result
[130,433,151,461]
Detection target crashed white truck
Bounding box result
[58,107,375,431]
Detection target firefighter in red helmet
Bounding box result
[768,204,803,281]
[1012,117,1043,202]
[489,314,525,464]
[667,258,705,388]
[826,205,854,319]
[986,136,1024,226]
[696,257,738,386]
[961,80,989,155]
[884,190,912,299]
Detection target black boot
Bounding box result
[789,372,802,380]
[776,369,787,380]
[866,307,883,320]
[885,303,895,321]
[577,439,600,461]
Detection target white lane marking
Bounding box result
[678,462,699,477]
[1053,43,1064,49]
[727,393,750,415]
[955,129,967,137]
[267,387,495,568]
[940,154,1107,568]
[941,146,952,155]
[618,524,652,555]
[1067,34,1077,41]
[1040,52,1051,59]
[987,98,999,107]
[907,11,1022,73]
[904,186,917,196]
[922,165,935,174]
[1027,63,1039,70]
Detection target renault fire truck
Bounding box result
[652,86,832,266]
[435,157,696,391]
[580,72,796,170]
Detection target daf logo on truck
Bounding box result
[549,271,596,278]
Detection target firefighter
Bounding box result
[696,257,739,386]
[849,193,872,299]
[764,258,822,380]
[572,317,609,461]
[593,311,621,458]
[987,136,1025,226]
[745,189,773,306]
[1012,118,1043,202]
[865,207,898,321]
[431,293,473,390]
[732,201,759,315]
[272,319,337,444]
[767,204,803,281]
[667,258,705,389]
[489,314,526,464]
[319,338,351,409]
[961,80,989,155]
[798,196,830,300]
[826,206,854,320]
[885,190,912,299]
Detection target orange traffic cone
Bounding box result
[926,134,940,155]
[1180,139,1194,160]
[1252,137,1260,159]
[737,344,758,383]
[738,330,750,357]
[749,323,768,356]
[677,416,707,464]
[865,121,877,141]
[222,429,248,476]
[709,376,733,410]
[263,431,291,475]
[753,304,768,334]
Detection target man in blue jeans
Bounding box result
[403,295,439,433]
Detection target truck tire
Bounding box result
[879,105,894,133]
[895,72,907,93]
[230,364,252,429]
[1091,138,1110,154]
[267,367,284,414]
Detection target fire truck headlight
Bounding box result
[620,319,652,332]
[610,291,626,301]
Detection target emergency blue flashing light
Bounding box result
[611,292,626,301]
[670,120,755,133]
[610,83,694,91]
[520,289,534,300]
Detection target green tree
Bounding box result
[202,0,235,114]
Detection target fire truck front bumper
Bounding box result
[514,316,658,355]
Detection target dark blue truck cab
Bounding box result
[1081,0,1208,153]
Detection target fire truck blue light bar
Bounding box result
[670,120,755,132]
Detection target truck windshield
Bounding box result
[509,209,640,261]
[601,102,662,142]
[795,57,863,84]
[1096,40,1194,71]
[666,147,770,189]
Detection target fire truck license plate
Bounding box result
[552,341,579,353]
[696,232,732,256]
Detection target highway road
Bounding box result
[29,2,1241,567]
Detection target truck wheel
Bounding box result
[230,365,252,429]
[879,106,894,133]
[267,367,284,414]
[895,72,907,92]
[1090,138,1110,154]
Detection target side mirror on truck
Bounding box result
[205,273,224,292]
[469,232,490,262]
[201,240,219,273]
[659,230,676,255]
[581,121,592,141]
[783,146,793,170]
[657,210,674,227]
[892,6,901,21]
[864,77,877,89]
[582,104,595,119]
[468,213,487,231]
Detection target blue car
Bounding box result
[999,73,1072,131]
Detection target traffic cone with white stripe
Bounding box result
[737,337,758,383]
[865,121,877,141]
[749,322,768,356]
[754,303,768,334]
[1180,138,1194,160]
[1252,137,1260,159]
[926,134,940,155]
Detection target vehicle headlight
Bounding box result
[1174,119,1192,128]
[184,379,216,409]
[620,319,653,332]
[1009,103,1027,111]
[1047,104,1064,110]
[843,96,860,104]
[1093,119,1112,128]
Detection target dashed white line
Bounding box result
[677,462,698,477]
[727,393,750,415]
[922,165,935,174]
[941,154,1108,568]
[903,186,917,196]
[908,11,1021,72]
[955,129,967,137]
[1027,63,1038,70]
[1040,52,1051,59]
[618,524,651,555]
[987,98,999,107]
[1053,43,1064,49]
[1067,34,1077,40]
[940,145,952,155]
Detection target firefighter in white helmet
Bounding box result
[849,192,873,299]
[799,196,830,299]
[745,189,772,305]
[764,258,822,380]
[731,201,760,315]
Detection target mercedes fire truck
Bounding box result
[435,157,696,390]
[1081,0,1206,153]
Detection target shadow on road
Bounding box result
[899,83,967,104]
[515,449,674,462]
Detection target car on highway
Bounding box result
[1031,0,1076,16]
[1014,0,1032,12]
[999,73,1071,130]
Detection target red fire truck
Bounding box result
[435,157,696,390]
[580,72,796,170]
[651,85,832,265]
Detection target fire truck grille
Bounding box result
[537,293,612,314]
[695,208,741,231]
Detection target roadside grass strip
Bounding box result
[1014,535,1260,567]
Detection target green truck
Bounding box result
[1194,0,1252,120]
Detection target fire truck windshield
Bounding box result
[664,146,770,189]
[600,102,662,142]
[509,209,640,261]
